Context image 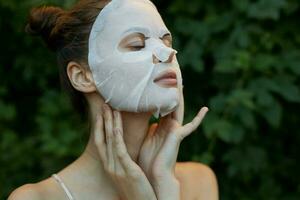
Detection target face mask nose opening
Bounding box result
[152,46,177,64]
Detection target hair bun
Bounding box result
[25,6,64,51]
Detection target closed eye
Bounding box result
[127,40,145,51]
[119,32,146,52]
[161,33,173,47]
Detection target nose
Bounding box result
[153,51,176,64]
[152,46,177,64]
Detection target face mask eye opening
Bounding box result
[161,34,173,48]
[119,32,148,52]
[128,45,145,51]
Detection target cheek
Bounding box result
[101,51,153,82]
[173,59,183,87]
[93,51,156,109]
[119,52,154,84]
[122,51,152,63]
[143,82,180,105]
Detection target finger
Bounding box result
[112,111,125,173]
[113,128,136,173]
[148,123,158,137]
[179,107,209,139]
[157,114,175,137]
[94,114,107,164]
[113,111,123,136]
[103,104,115,172]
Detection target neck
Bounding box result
[83,92,152,163]
[84,110,152,163]
[62,93,152,194]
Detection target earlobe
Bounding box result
[66,61,97,93]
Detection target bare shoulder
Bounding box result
[8,176,65,200]
[175,162,219,200]
[8,183,42,200]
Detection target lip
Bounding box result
[154,70,177,87]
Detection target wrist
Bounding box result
[153,174,179,189]
[151,172,180,200]
[151,168,177,182]
[153,180,180,200]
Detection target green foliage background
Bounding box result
[1,0,299,199]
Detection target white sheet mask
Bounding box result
[88,0,183,117]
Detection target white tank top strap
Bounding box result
[52,174,75,200]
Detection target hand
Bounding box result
[138,107,209,199]
[155,107,208,174]
[138,83,185,180]
[94,104,157,200]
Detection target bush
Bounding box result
[1,0,299,199]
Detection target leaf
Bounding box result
[208,12,235,33]
[256,90,274,107]
[247,0,286,20]
[253,53,277,71]
[233,106,256,129]
[256,91,282,128]
[209,94,227,113]
[179,39,204,72]
[216,120,234,142]
[249,77,300,103]
[231,0,250,12]
[227,89,255,109]
[282,50,300,75]
[214,58,236,73]
[270,76,300,103]
[0,101,16,121]
[203,113,244,143]
[224,146,267,178]
[233,50,251,70]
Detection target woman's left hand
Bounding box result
[138,107,209,200]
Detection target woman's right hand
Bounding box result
[93,104,157,200]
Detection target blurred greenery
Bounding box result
[1,0,300,199]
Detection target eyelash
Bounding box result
[128,41,145,50]
[127,37,172,51]
[129,45,145,51]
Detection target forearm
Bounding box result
[152,173,180,200]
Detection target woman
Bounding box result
[9,0,218,199]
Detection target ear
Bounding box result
[66,61,97,93]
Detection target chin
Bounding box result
[141,94,180,116]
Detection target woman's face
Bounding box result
[88,0,182,117]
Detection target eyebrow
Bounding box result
[121,27,151,37]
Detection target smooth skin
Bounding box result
[8,32,218,200]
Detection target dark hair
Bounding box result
[25,0,110,116]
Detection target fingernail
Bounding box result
[203,107,209,112]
